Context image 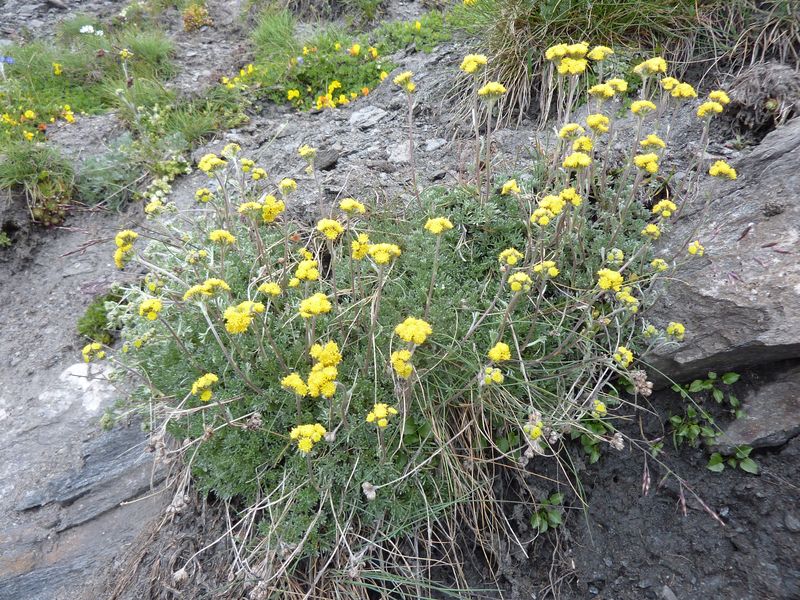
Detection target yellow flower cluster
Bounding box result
[597,268,624,292]
[530,188,580,226]
[290,423,326,454]
[558,123,584,139]
[562,151,592,170]
[651,258,669,271]
[634,153,660,174]
[281,372,308,396]
[523,420,543,440]
[666,321,686,341]
[488,342,511,362]
[209,229,236,245]
[391,349,414,378]
[641,223,661,240]
[251,167,267,181]
[532,260,559,277]
[498,248,523,266]
[587,45,614,61]
[317,218,344,240]
[557,57,588,76]
[478,81,507,99]
[607,78,628,92]
[613,346,634,368]
[198,153,226,173]
[366,403,398,428]
[697,101,723,118]
[191,373,219,402]
[501,179,520,195]
[709,90,731,105]
[223,300,265,333]
[670,82,697,99]
[588,83,615,100]
[279,178,297,195]
[607,248,624,265]
[709,160,737,180]
[340,197,366,214]
[308,363,338,398]
[640,133,666,149]
[351,234,370,260]
[483,367,504,385]
[633,57,667,76]
[616,287,639,313]
[139,298,163,321]
[652,199,677,218]
[586,113,610,134]
[508,272,532,292]
[460,54,488,74]
[572,135,593,152]
[393,71,416,93]
[82,342,106,363]
[258,281,282,297]
[310,340,342,367]
[395,317,433,345]
[688,240,705,256]
[114,229,138,269]
[424,217,454,235]
[592,399,607,417]
[368,243,402,265]
[183,278,231,301]
[299,292,332,318]
[631,100,657,116]
[195,188,214,203]
[186,249,208,264]
[237,201,263,218]
[262,195,286,223]
[240,158,254,172]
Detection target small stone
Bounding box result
[349,106,387,129]
[424,138,447,152]
[661,585,679,600]
[387,141,411,164]
[785,512,800,532]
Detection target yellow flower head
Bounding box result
[532,260,560,277]
[139,298,163,321]
[483,367,504,385]
[238,201,263,218]
[393,70,414,90]
[640,133,666,149]
[369,46,378,58]
[53,62,63,75]
[391,349,414,378]
[198,153,226,173]
[557,57,587,76]
[209,229,236,245]
[586,113,610,134]
[298,144,316,160]
[366,403,398,428]
[660,77,679,91]
[368,243,402,265]
[572,135,593,152]
[287,89,300,101]
[641,223,661,240]
[460,54,488,74]
[195,188,214,203]
[671,82,698,99]
[559,187,583,207]
[633,57,667,77]
[630,100,657,116]
[597,268,624,292]
[508,272,532,292]
[317,218,344,240]
[592,399,607,417]
[478,81,507,100]
[697,101,723,118]
[498,248,523,266]
[351,233,370,260]
[223,301,265,334]
[82,342,106,363]
[530,208,554,226]
[523,420,543,440]
[261,195,286,223]
[251,167,267,181]
[709,160,737,180]
[240,158,254,172]
[634,153,660,174]
[652,199,677,218]
[258,281,282,297]
[666,321,686,341]
[607,248,624,265]
[290,423,326,453]
[709,90,731,105]
[307,363,338,398]
[688,240,705,256]
[651,258,669,272]
[562,152,592,170]
[340,197,366,214]
[221,143,241,158]
[191,373,219,402]
[587,45,614,61]
[310,340,342,367]
[424,217,454,235]
[606,78,628,92]
[588,83,615,100]
[115,230,138,250]
[395,317,433,345]
[279,178,297,195]
[558,122,585,139]
[281,372,308,397]
[501,179,521,195]
[613,346,634,368]
[488,342,511,362]
[299,293,332,319]
[349,43,361,56]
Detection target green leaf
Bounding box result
[722,372,740,385]
[548,510,562,526]
[712,388,724,403]
[688,380,705,393]
[707,453,725,472]
[735,446,752,459]
[707,371,717,380]
[739,458,759,474]
[549,493,564,505]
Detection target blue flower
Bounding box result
[296,57,304,65]
[2,56,14,64]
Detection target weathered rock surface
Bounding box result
[649,117,800,383]
[715,362,800,453]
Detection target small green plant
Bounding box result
[669,405,718,448]
[672,371,743,419]
[708,445,759,474]
[77,292,122,344]
[182,2,214,32]
[0,231,11,248]
[530,492,564,533]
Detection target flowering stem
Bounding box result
[305,453,320,493]
[157,316,203,373]
[406,91,422,212]
[495,291,523,344]
[482,102,494,203]
[365,264,387,374]
[472,78,482,192]
[199,305,264,395]
[464,269,509,340]
[424,235,442,321]
[377,426,386,465]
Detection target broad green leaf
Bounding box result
[739,458,759,474]
[722,372,741,385]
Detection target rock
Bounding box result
[785,512,800,533]
[316,149,340,171]
[349,106,388,129]
[424,138,447,152]
[649,118,800,383]
[388,140,411,164]
[661,585,679,600]
[714,364,800,452]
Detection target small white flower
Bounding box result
[95,30,104,37]
[79,24,94,34]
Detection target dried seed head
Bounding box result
[172,567,189,585]
[362,481,377,501]
[324,431,336,443]
[610,432,625,451]
[629,369,653,397]
[247,412,263,430]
